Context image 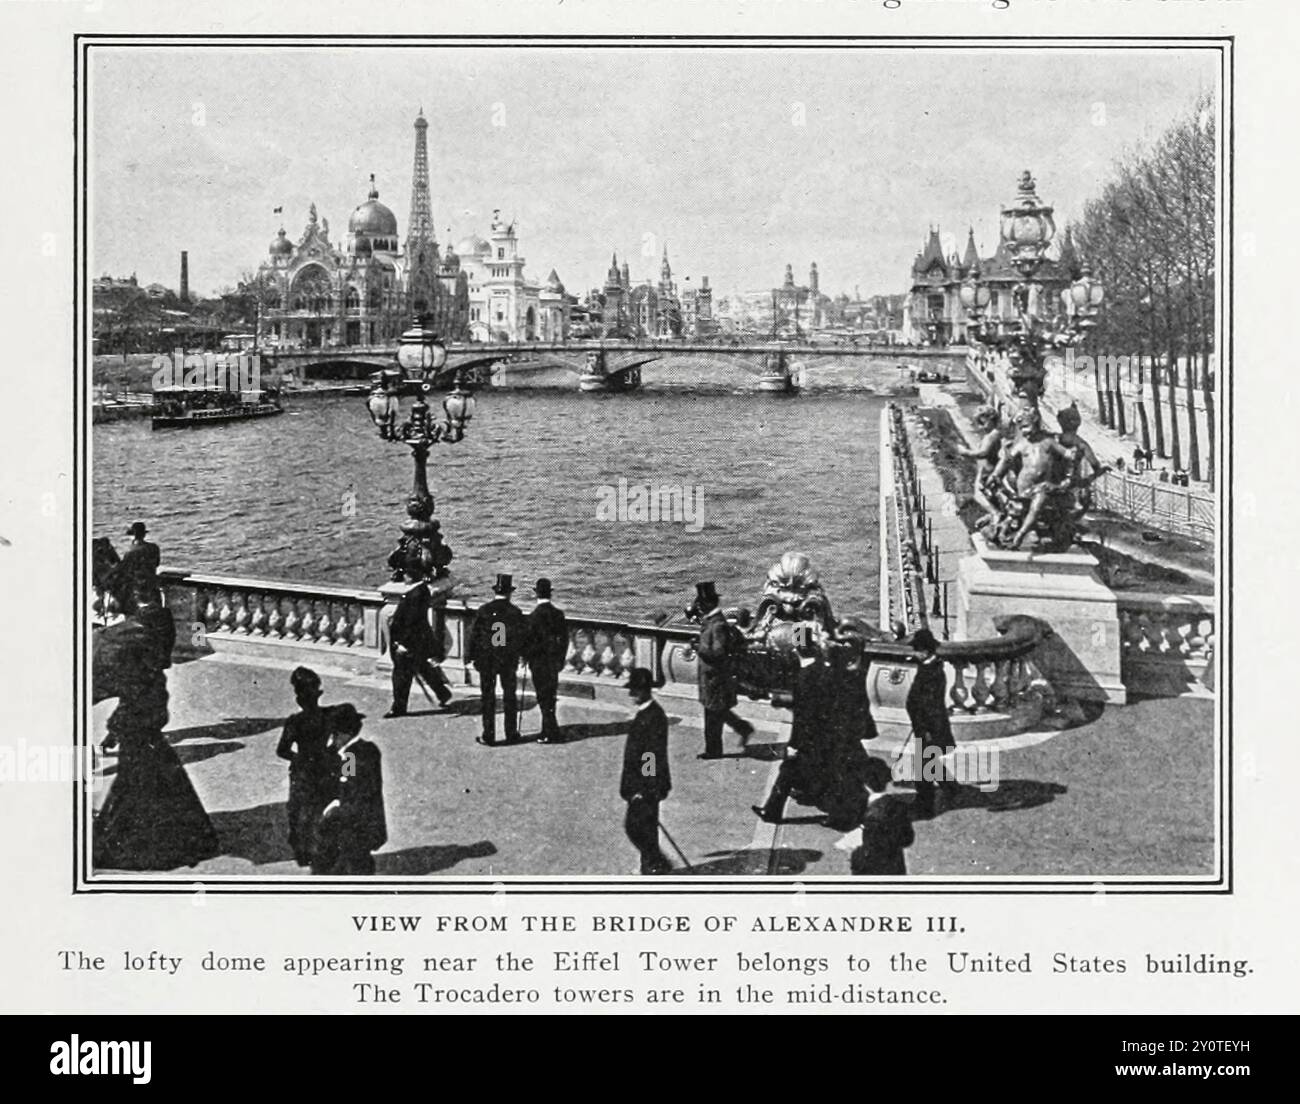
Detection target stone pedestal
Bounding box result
[956,536,1126,704]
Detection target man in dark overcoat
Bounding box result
[621,668,673,875]
[384,579,453,718]
[313,704,387,876]
[692,581,754,759]
[525,577,568,743]
[466,573,528,745]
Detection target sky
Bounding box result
[90,45,1218,300]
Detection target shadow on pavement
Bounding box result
[375,840,497,875]
[684,847,823,875]
[921,779,1069,819]
[98,740,246,779]
[166,717,284,744]
[553,720,632,744]
[209,801,296,865]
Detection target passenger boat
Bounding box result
[151,386,284,429]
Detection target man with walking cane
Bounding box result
[525,577,568,743]
[384,578,454,718]
[621,668,674,875]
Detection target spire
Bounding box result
[407,108,436,251]
[660,244,672,285]
[962,227,978,269]
[368,173,379,201]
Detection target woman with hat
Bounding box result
[276,667,335,867]
[92,600,219,871]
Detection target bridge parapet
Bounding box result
[89,567,1061,736]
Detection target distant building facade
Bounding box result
[455,212,569,343]
[904,225,1079,346]
[255,109,570,349]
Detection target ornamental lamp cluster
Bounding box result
[959,170,1105,360]
[365,318,476,443]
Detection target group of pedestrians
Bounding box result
[276,668,387,875]
[384,572,567,746]
[93,523,960,879]
[92,522,219,871]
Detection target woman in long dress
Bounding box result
[276,667,334,867]
[92,592,219,870]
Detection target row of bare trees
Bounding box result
[1071,92,1217,488]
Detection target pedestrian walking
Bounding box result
[621,668,673,875]
[691,581,754,759]
[384,578,453,718]
[905,627,959,818]
[276,667,335,867]
[312,704,387,876]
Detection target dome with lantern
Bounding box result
[269,227,293,258]
[349,174,399,253]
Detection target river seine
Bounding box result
[93,382,886,620]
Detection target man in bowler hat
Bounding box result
[525,577,568,743]
[621,667,673,875]
[109,521,161,611]
[692,581,754,759]
[312,704,387,876]
[466,573,528,745]
[384,578,454,718]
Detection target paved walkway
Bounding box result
[92,652,1217,879]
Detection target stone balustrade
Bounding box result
[142,568,1054,735]
[860,615,1051,738]
[1116,592,1215,696]
[162,571,385,660]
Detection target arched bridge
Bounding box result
[267,341,969,393]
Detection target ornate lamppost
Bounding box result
[365,316,476,584]
[958,170,1105,551]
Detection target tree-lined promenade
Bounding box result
[1072,94,1217,487]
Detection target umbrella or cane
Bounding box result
[657,816,695,873]
[517,661,529,733]
[412,669,441,710]
[890,727,916,769]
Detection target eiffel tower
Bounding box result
[406,107,442,321]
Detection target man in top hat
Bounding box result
[621,667,673,875]
[525,577,568,743]
[465,573,528,745]
[312,704,387,876]
[692,581,754,759]
[108,521,161,612]
[384,578,454,718]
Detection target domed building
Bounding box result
[255,111,470,351]
[453,210,569,343]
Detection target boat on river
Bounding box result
[151,386,284,429]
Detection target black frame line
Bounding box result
[72,33,1233,895]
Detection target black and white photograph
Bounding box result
[7,0,1300,1044]
[78,37,1226,887]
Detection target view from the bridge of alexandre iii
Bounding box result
[87,45,1221,884]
